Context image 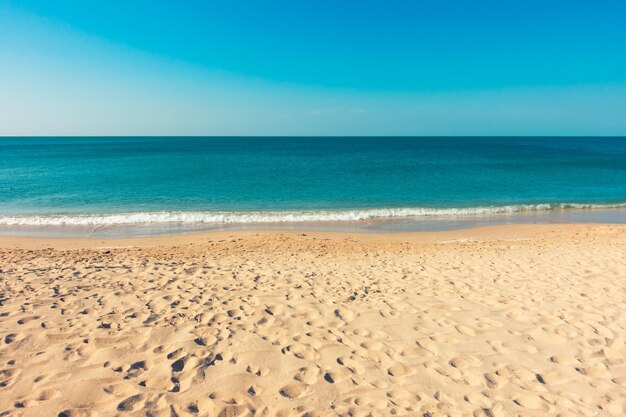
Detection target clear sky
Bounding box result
[1,0,626,135]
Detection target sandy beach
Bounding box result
[1,224,625,417]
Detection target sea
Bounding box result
[1,136,626,237]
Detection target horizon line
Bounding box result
[2,135,626,139]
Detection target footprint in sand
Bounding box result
[58,409,97,417]
[463,392,492,408]
[379,308,401,318]
[336,356,365,375]
[549,354,577,365]
[14,398,37,408]
[429,333,461,344]
[398,345,433,358]
[38,389,62,401]
[279,382,308,399]
[575,363,612,378]
[387,363,414,377]
[247,384,260,396]
[611,375,626,386]
[501,339,538,353]
[323,367,351,384]
[528,328,567,344]
[352,328,370,337]
[16,315,41,325]
[360,340,383,350]
[513,394,549,411]
[334,308,355,322]
[294,367,320,384]
[353,347,388,363]
[139,376,171,390]
[282,343,319,360]
[387,389,421,409]
[352,396,388,410]
[369,379,388,389]
[454,324,476,336]
[246,364,270,376]
[193,334,217,347]
[0,368,20,388]
[483,372,505,388]
[536,368,573,385]
[449,354,482,369]
[217,405,250,417]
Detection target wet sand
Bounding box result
[1,224,625,416]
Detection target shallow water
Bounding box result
[1,136,625,236]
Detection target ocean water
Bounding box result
[1,137,626,235]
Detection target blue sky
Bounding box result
[1,0,626,135]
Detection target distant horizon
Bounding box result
[2,135,626,138]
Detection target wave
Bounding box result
[1,203,625,226]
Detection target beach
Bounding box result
[1,224,625,417]
[4,1,626,415]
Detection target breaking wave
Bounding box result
[1,203,625,226]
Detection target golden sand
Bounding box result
[1,224,625,417]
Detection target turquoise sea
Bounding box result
[1,137,626,236]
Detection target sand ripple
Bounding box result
[1,225,625,416]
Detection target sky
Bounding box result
[1,0,626,136]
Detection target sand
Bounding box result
[0,224,625,417]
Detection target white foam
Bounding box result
[1,203,625,226]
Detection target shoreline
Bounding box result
[1,222,624,249]
[1,206,626,239]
